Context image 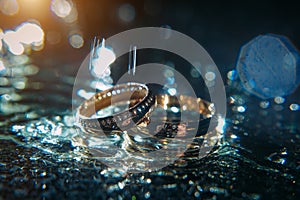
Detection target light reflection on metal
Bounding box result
[163,94,169,110]
[77,89,94,100]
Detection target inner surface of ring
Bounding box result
[155,94,214,118]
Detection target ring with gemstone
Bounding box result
[76,82,155,131]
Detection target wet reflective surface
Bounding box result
[0,59,299,199]
[1,1,300,198]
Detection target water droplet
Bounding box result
[259,101,270,109]
[163,69,174,78]
[146,178,151,184]
[274,96,285,104]
[230,95,246,105]
[237,106,246,113]
[118,182,125,189]
[40,172,47,177]
[289,103,299,111]
[227,70,237,80]
[167,88,177,96]
[170,106,180,113]
[230,134,238,139]
[144,191,151,199]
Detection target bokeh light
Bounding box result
[8,41,24,55]
[3,30,24,55]
[0,30,3,50]
[46,31,62,45]
[259,101,270,109]
[2,22,44,55]
[16,22,44,45]
[118,3,135,23]
[51,0,72,18]
[50,0,78,23]
[3,30,17,45]
[62,5,78,23]
[167,88,177,96]
[0,0,19,16]
[274,96,285,104]
[205,71,216,81]
[289,103,299,111]
[227,70,237,81]
[69,33,84,49]
[0,60,6,74]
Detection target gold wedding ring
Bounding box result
[76,82,155,131]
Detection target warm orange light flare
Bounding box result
[18,0,50,17]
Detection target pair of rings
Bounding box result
[76,82,214,134]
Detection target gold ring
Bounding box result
[136,94,215,139]
[76,82,155,131]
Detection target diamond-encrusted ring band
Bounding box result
[76,82,155,131]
